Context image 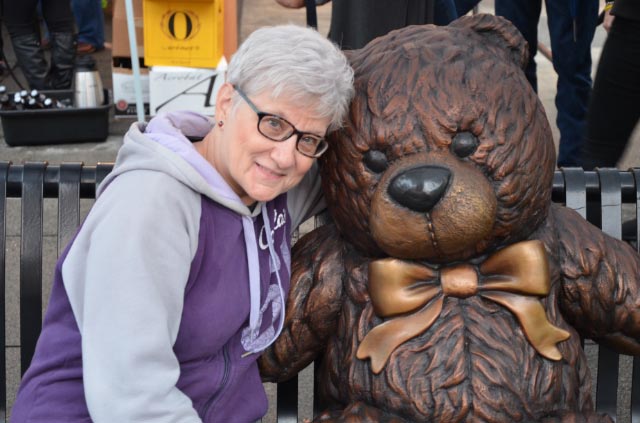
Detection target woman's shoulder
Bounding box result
[101,169,200,204]
[93,169,203,233]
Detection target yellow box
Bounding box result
[143,0,224,68]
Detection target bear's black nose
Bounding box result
[388,166,450,212]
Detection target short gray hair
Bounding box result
[226,24,354,131]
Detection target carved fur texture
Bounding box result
[260,14,637,423]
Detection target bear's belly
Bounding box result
[321,296,591,422]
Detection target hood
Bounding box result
[101,111,285,355]
[100,111,259,218]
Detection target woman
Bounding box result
[582,0,640,169]
[10,24,354,422]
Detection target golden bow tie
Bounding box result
[356,240,570,374]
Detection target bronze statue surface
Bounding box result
[260,14,639,423]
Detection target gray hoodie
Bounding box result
[10,111,325,422]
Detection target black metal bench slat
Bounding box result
[95,163,113,195]
[5,165,100,199]
[19,163,46,376]
[561,168,589,353]
[58,163,83,256]
[562,168,587,218]
[276,376,298,423]
[2,163,640,423]
[599,169,623,239]
[0,163,9,422]
[552,171,637,204]
[595,169,624,420]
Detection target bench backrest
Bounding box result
[1,162,639,422]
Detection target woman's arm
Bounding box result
[62,171,202,422]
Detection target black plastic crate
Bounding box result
[0,90,111,147]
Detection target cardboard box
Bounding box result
[143,0,225,68]
[112,0,145,58]
[149,64,225,116]
[110,0,235,117]
[112,64,151,117]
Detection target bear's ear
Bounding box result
[450,13,528,70]
[343,49,356,64]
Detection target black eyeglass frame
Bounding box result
[233,86,329,158]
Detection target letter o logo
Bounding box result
[161,10,200,41]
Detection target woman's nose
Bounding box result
[270,135,298,168]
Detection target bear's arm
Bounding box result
[260,223,346,382]
[549,204,640,355]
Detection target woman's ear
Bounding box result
[215,82,235,122]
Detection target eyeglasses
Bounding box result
[234,86,329,158]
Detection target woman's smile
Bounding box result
[255,161,286,180]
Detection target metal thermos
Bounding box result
[74,55,104,108]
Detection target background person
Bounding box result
[276,0,459,50]
[582,0,640,169]
[72,0,105,54]
[9,24,354,423]
[3,0,76,89]
[494,0,599,167]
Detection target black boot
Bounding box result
[48,32,76,90]
[10,33,49,90]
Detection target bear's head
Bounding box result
[321,14,555,264]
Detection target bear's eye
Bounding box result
[451,132,479,158]
[364,150,389,173]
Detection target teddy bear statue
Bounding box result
[259,14,640,423]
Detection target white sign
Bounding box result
[149,58,227,117]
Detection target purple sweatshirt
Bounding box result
[10,111,325,422]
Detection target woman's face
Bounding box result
[209,83,331,206]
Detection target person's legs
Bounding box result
[72,0,105,53]
[495,0,542,92]
[42,0,76,89]
[546,0,598,167]
[582,17,640,170]
[3,0,50,89]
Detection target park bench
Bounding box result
[1,161,639,422]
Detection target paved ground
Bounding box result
[1,1,638,422]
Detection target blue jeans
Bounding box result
[72,0,105,49]
[495,0,598,167]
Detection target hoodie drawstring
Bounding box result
[240,205,286,356]
[242,215,261,340]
